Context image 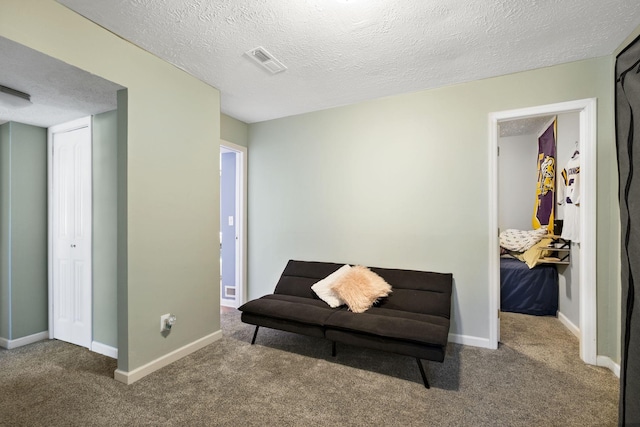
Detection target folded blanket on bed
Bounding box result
[510,237,554,268]
[499,228,549,252]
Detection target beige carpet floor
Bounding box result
[0,310,619,426]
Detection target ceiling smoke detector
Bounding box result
[245,47,287,74]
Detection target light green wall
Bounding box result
[10,123,48,339]
[93,110,118,348]
[0,123,10,340]
[221,113,249,147]
[248,56,619,360]
[0,0,221,372]
[0,122,48,341]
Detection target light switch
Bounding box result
[228,216,234,226]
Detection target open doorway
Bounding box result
[488,99,597,365]
[0,37,122,359]
[497,113,582,340]
[220,140,247,309]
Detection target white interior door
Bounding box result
[50,117,92,348]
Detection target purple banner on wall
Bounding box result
[532,119,556,231]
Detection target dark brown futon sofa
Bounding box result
[238,260,453,388]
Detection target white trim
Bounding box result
[0,331,48,349]
[596,355,621,378]
[48,117,92,134]
[91,341,118,359]
[488,112,500,350]
[114,330,222,385]
[488,98,598,365]
[47,124,53,338]
[220,140,248,307]
[448,333,493,349]
[557,311,580,338]
[578,101,598,365]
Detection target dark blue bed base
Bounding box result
[500,257,558,316]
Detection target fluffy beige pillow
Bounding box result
[330,266,392,313]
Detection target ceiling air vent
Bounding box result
[245,47,287,74]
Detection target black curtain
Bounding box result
[616,34,640,426]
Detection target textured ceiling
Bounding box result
[56,0,640,124]
[0,37,122,128]
[499,116,555,138]
[3,1,637,127]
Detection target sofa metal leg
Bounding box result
[331,341,336,357]
[251,326,259,345]
[416,358,430,389]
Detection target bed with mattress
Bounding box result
[498,228,563,316]
[500,257,558,316]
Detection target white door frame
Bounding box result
[488,98,597,365]
[47,116,93,346]
[220,140,247,308]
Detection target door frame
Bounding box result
[488,98,597,365]
[47,116,93,345]
[220,140,247,308]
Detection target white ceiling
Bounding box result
[500,116,554,138]
[54,0,640,124]
[0,37,122,128]
[2,2,639,127]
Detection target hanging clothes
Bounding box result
[558,152,580,242]
[532,118,556,232]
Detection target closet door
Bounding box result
[616,34,640,427]
[51,119,92,349]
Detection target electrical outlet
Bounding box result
[160,313,171,332]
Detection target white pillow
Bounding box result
[311,264,351,308]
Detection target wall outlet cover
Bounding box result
[160,313,171,332]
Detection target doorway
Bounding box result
[48,117,93,349]
[488,98,597,365]
[220,140,247,308]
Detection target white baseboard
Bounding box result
[220,299,238,309]
[449,333,493,349]
[596,355,621,378]
[0,331,49,349]
[114,330,222,385]
[92,341,118,359]
[557,311,580,338]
